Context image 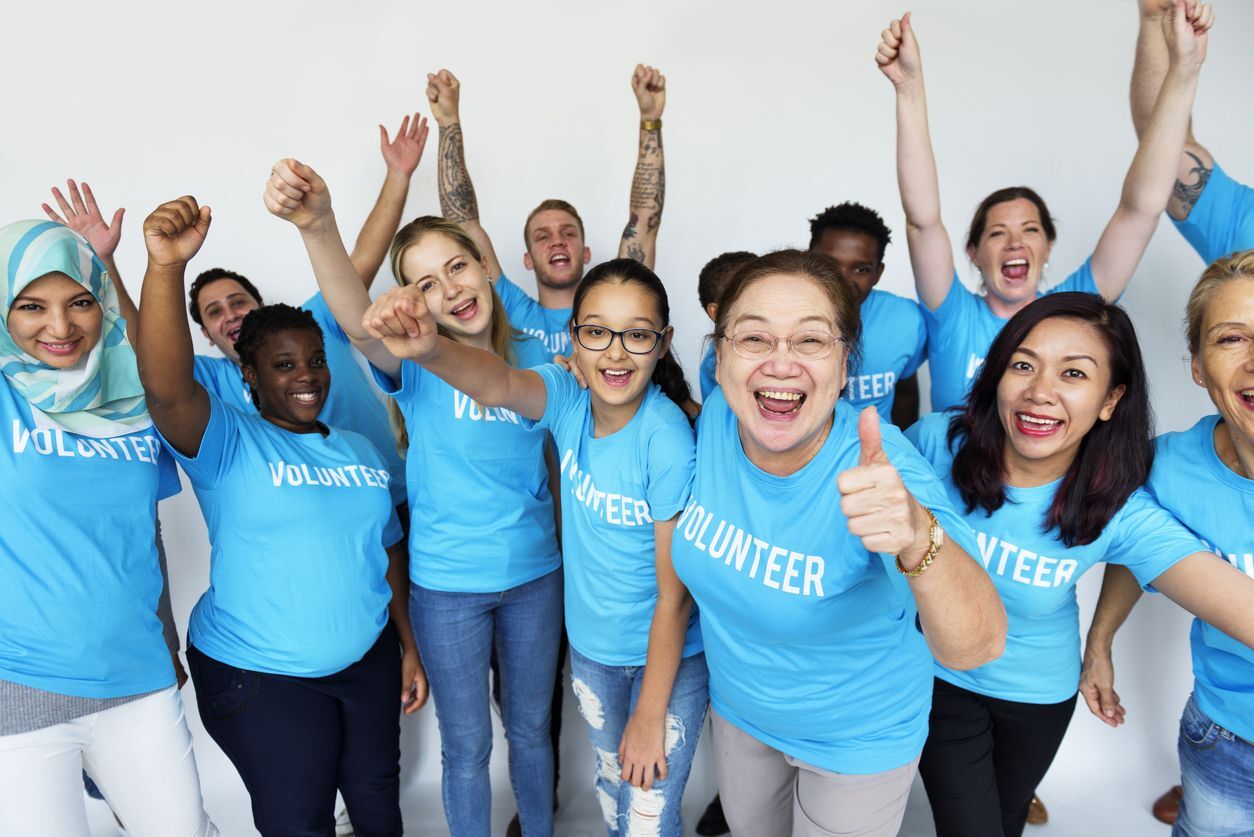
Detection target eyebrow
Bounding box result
[13,290,94,304]
[733,313,832,327]
[580,313,658,326]
[1207,321,1248,333]
[1014,347,1098,364]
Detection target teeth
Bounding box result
[292,392,318,403]
[1005,259,1027,266]
[758,390,802,401]
[451,299,474,314]
[1018,413,1060,426]
[1241,390,1254,397]
[603,369,630,377]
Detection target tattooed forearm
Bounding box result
[620,127,665,265]
[438,123,479,223]
[1172,151,1212,216]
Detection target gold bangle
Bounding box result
[640,118,662,131]
[896,507,942,578]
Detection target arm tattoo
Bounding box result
[622,127,665,258]
[1172,151,1212,216]
[438,123,479,223]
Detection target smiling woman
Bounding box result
[670,249,1006,837]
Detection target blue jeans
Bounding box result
[569,648,709,837]
[1174,693,1254,837]
[410,569,562,837]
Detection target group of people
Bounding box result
[2,2,1253,837]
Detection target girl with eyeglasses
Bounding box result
[265,160,561,837]
[363,257,705,837]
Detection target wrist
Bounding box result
[384,165,415,183]
[640,116,662,130]
[145,257,188,274]
[898,503,934,571]
[1084,633,1114,657]
[297,211,337,238]
[438,117,461,130]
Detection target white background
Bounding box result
[4,0,1253,834]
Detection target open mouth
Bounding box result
[290,390,323,407]
[548,253,571,267]
[1001,258,1030,281]
[1239,389,1254,410]
[227,326,243,344]
[38,338,81,356]
[600,368,633,388]
[1015,411,1063,436]
[450,298,478,321]
[755,389,805,418]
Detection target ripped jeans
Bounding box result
[569,648,708,837]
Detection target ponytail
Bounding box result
[652,346,694,420]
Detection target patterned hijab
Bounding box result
[0,220,150,437]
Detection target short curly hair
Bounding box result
[807,202,893,261]
[698,251,757,311]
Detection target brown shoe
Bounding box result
[1152,785,1184,826]
[1026,795,1048,826]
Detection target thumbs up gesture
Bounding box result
[837,407,932,566]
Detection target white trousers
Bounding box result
[0,686,217,837]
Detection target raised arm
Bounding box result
[839,408,1007,668]
[348,111,430,285]
[264,158,400,378]
[1132,0,1216,221]
[618,516,692,789]
[135,197,213,457]
[878,14,954,311]
[1079,564,1143,727]
[1090,0,1209,299]
[618,64,666,270]
[361,284,547,420]
[428,70,503,280]
[42,180,138,341]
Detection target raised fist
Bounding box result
[143,197,211,268]
[263,159,333,231]
[426,70,462,127]
[632,64,666,121]
[876,12,922,89]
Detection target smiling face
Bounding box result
[811,229,884,305]
[6,272,103,368]
[399,232,496,348]
[241,327,329,433]
[1192,277,1254,451]
[197,278,261,363]
[717,273,847,474]
[523,209,591,290]
[997,317,1125,485]
[571,279,671,425]
[968,198,1055,316]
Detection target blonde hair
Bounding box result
[386,216,520,453]
[1186,250,1254,355]
[523,199,585,248]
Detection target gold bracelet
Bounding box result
[640,118,662,131]
[896,507,942,578]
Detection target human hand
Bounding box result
[1080,648,1126,727]
[632,64,666,121]
[837,407,931,564]
[401,647,429,714]
[143,196,211,268]
[875,12,922,89]
[43,180,124,259]
[426,70,461,127]
[618,709,668,790]
[552,353,588,388]
[1163,0,1212,74]
[380,112,430,176]
[362,284,441,361]
[263,159,333,232]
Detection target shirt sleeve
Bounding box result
[1104,489,1208,588]
[495,273,530,323]
[382,505,404,548]
[302,292,351,347]
[644,413,697,521]
[155,449,183,501]
[925,270,981,323]
[1172,162,1254,265]
[158,391,239,487]
[1049,257,1100,296]
[369,359,420,401]
[518,363,578,433]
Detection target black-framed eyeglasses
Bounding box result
[572,323,666,354]
[722,330,845,360]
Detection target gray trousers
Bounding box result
[711,709,918,837]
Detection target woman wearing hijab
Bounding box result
[0,220,216,836]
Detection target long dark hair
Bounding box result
[571,258,692,415]
[948,293,1153,546]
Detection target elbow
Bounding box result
[932,604,1008,671]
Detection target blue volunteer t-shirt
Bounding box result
[0,377,180,698]
[1173,162,1254,264]
[1149,415,1254,741]
[908,412,1202,703]
[192,292,406,506]
[671,390,981,774]
[698,341,718,401]
[923,260,1101,411]
[371,336,560,593]
[523,364,700,666]
[496,273,571,355]
[167,393,402,678]
[847,290,927,420]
